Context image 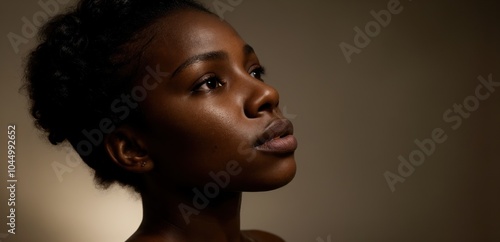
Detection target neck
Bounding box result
[133,180,245,242]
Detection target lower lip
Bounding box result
[255,135,298,154]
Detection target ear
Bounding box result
[105,125,153,173]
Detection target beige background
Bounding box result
[1,0,499,241]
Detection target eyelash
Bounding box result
[250,66,266,81]
[193,74,224,92]
[192,66,266,92]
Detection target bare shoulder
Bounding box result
[243,230,286,242]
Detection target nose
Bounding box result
[244,80,280,118]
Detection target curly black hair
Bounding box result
[24,0,212,192]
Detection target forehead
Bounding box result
[147,9,246,68]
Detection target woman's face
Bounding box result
[136,9,297,191]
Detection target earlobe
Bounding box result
[105,125,152,173]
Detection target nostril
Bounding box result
[257,102,273,113]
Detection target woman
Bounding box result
[25,0,297,241]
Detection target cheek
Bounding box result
[141,97,251,183]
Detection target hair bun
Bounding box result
[44,13,88,55]
[27,11,91,145]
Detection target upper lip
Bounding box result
[254,118,294,147]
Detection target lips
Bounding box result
[254,119,298,154]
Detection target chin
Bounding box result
[244,155,297,192]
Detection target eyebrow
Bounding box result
[243,44,255,56]
[171,44,256,78]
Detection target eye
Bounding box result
[193,75,225,92]
[250,66,266,81]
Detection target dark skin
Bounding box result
[105,9,296,242]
